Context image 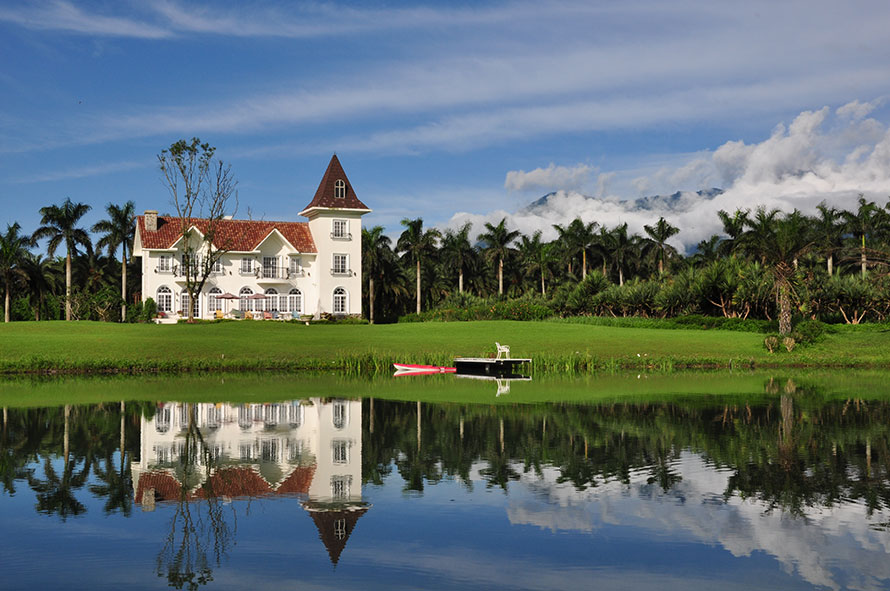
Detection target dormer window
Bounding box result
[334,179,346,199]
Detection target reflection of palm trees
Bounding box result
[156,403,233,590]
[89,448,132,516]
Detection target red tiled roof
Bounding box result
[135,471,187,504]
[276,465,317,495]
[136,216,317,253]
[198,467,273,499]
[299,155,370,214]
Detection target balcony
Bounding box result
[330,232,352,241]
[256,268,300,284]
[330,268,353,277]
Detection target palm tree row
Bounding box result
[363,196,890,330]
[1,198,136,322]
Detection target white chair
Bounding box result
[495,342,510,360]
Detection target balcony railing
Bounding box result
[331,268,352,276]
[256,268,302,280]
[330,232,353,240]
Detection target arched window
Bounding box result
[334,179,346,199]
[239,287,253,312]
[208,287,222,312]
[333,287,347,314]
[156,286,173,312]
[289,288,302,315]
[265,288,278,312]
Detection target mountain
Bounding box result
[523,188,724,214]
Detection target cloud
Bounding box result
[0,0,170,38]
[443,101,890,254]
[11,160,146,183]
[504,163,594,192]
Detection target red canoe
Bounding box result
[392,363,456,374]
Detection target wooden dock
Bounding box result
[452,356,532,376]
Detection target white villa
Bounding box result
[133,155,370,320]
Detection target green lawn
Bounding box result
[3,319,890,374]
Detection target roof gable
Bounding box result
[136,216,317,253]
[299,154,370,215]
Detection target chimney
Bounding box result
[144,210,158,232]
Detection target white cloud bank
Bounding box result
[504,163,594,192]
[448,99,890,253]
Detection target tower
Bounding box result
[299,155,371,317]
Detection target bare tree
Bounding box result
[158,138,238,322]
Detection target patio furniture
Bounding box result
[263,311,273,320]
[291,310,300,320]
[495,342,510,360]
[231,309,243,320]
[215,310,224,320]
[245,311,254,320]
[270,310,280,320]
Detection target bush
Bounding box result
[792,319,826,344]
[400,294,553,322]
[140,298,158,323]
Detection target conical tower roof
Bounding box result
[303,503,370,565]
[299,155,370,217]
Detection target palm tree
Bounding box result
[362,226,392,324]
[517,231,555,295]
[33,198,92,321]
[477,218,520,296]
[691,234,721,268]
[20,253,58,321]
[745,212,813,335]
[397,218,441,314]
[604,223,638,286]
[92,201,135,322]
[643,217,680,276]
[739,206,780,263]
[813,202,843,276]
[552,218,597,280]
[717,209,750,257]
[440,223,475,294]
[0,222,34,322]
[842,195,883,277]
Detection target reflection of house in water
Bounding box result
[132,398,368,563]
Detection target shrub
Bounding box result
[140,298,158,323]
[792,319,826,344]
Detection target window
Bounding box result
[289,256,302,277]
[211,258,222,274]
[334,179,346,199]
[262,256,278,279]
[332,440,349,464]
[265,288,278,311]
[180,292,199,317]
[181,253,199,275]
[333,254,348,275]
[331,475,352,501]
[332,219,349,239]
[156,286,173,312]
[333,401,347,429]
[334,518,347,540]
[208,287,223,312]
[240,258,253,274]
[239,287,253,312]
[333,287,347,314]
[157,254,172,273]
[288,289,302,315]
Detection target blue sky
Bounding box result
[2,0,889,251]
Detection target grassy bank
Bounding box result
[2,369,890,408]
[3,319,890,375]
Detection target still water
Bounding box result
[1,373,889,590]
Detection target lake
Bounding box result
[1,372,889,590]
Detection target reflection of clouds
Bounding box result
[502,453,890,591]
